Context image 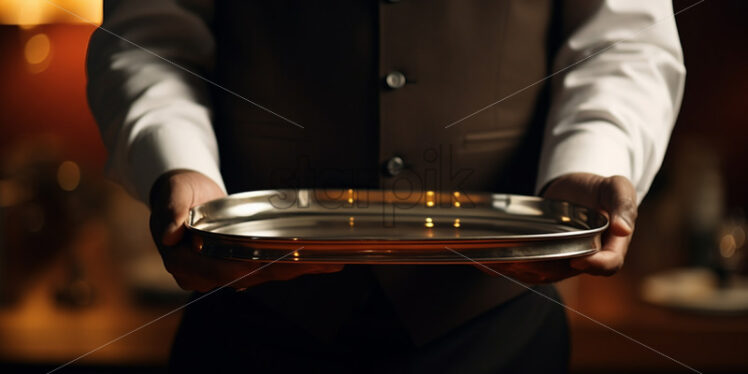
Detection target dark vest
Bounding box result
[210,0,560,344]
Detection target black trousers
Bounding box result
[169,280,569,373]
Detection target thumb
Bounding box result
[161,213,188,247]
[152,175,196,247]
[161,187,194,246]
[150,170,227,248]
[600,176,638,237]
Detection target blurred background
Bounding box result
[0,0,746,372]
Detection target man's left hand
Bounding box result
[478,173,638,283]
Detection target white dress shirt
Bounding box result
[87,0,685,205]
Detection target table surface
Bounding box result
[558,272,748,373]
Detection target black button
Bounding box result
[385,71,406,89]
[384,156,405,177]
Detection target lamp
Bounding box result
[0,0,101,73]
[0,0,101,26]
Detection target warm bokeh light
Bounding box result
[0,179,29,207]
[426,190,435,207]
[24,32,50,64]
[425,217,434,228]
[57,160,80,191]
[719,234,737,258]
[0,0,102,26]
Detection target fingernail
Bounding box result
[616,215,633,232]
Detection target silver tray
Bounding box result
[186,189,608,264]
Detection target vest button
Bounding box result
[385,71,407,89]
[384,156,405,177]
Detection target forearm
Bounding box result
[536,0,686,203]
[87,0,224,203]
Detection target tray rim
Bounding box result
[185,189,609,243]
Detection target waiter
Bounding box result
[87,0,685,372]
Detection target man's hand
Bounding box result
[149,170,343,292]
[480,173,637,283]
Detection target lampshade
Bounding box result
[0,0,102,26]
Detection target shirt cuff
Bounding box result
[127,124,226,204]
[535,120,635,201]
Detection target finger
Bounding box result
[163,243,345,291]
[256,263,345,281]
[306,264,346,273]
[171,274,219,293]
[600,176,638,237]
[228,265,343,289]
[478,261,580,284]
[161,244,262,289]
[542,173,604,208]
[161,182,195,246]
[570,234,630,275]
[203,260,343,289]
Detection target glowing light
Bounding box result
[347,189,354,204]
[0,180,29,207]
[453,218,461,228]
[560,216,571,222]
[720,234,737,258]
[426,190,435,207]
[425,217,434,228]
[349,216,355,227]
[192,236,204,252]
[57,160,80,191]
[454,201,461,208]
[0,0,103,26]
[24,33,50,64]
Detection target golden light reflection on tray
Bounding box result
[186,189,608,264]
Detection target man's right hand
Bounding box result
[149,170,343,292]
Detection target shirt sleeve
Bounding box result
[535,0,686,204]
[86,0,225,204]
